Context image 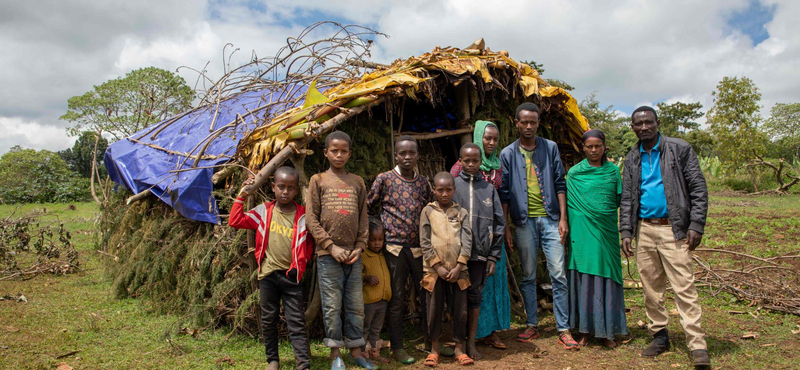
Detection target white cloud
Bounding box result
[0,117,75,154]
[2,0,799,155]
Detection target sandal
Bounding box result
[423,353,439,367]
[454,353,474,366]
[481,337,508,349]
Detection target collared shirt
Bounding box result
[639,134,669,219]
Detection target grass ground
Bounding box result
[1,195,799,370]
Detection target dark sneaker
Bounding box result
[558,331,580,351]
[516,326,540,342]
[692,349,711,369]
[393,349,415,365]
[641,329,670,357]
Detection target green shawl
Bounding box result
[474,120,501,172]
[566,159,623,284]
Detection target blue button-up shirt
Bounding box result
[639,134,669,219]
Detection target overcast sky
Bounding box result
[1,0,796,154]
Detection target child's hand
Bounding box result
[330,245,350,263]
[486,260,497,276]
[344,247,362,264]
[435,264,449,280]
[446,263,463,282]
[238,175,256,197]
[364,275,379,286]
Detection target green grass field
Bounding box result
[1,196,799,369]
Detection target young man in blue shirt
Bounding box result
[498,102,578,351]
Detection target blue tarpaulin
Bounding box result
[104,89,283,224]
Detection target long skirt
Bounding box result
[476,245,511,339]
[567,269,627,340]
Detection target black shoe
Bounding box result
[641,329,670,357]
[692,349,711,369]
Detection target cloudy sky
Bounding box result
[0,0,796,154]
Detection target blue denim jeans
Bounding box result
[317,254,366,349]
[514,216,569,331]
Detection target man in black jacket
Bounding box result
[620,106,710,369]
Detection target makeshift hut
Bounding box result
[100,23,589,336]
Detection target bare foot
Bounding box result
[577,334,590,347]
[602,338,617,348]
[265,360,279,370]
[467,342,482,360]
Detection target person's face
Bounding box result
[433,179,455,206]
[583,137,605,163]
[324,138,351,169]
[395,140,419,171]
[271,173,299,205]
[631,111,660,142]
[482,125,500,156]
[515,110,539,139]
[460,147,482,175]
[367,228,384,253]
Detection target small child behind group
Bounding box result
[419,172,474,367]
[361,218,391,364]
[228,166,313,370]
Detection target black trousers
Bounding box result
[385,247,427,350]
[259,271,311,370]
[427,279,468,343]
[466,260,487,309]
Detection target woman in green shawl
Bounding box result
[449,120,510,350]
[566,129,627,348]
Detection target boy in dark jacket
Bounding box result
[229,166,313,370]
[453,143,505,360]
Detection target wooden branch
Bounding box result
[242,97,386,195]
[397,126,473,141]
[126,189,150,205]
[346,59,389,69]
[211,166,237,184]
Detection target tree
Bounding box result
[578,93,635,158]
[58,131,109,179]
[764,102,800,160]
[0,146,90,204]
[706,76,766,168]
[656,101,703,137]
[60,67,194,141]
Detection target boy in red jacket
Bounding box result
[229,166,313,370]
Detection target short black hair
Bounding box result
[631,106,658,121]
[325,131,352,149]
[460,142,481,158]
[368,217,384,233]
[274,166,299,184]
[515,102,540,120]
[432,171,454,187]
[394,135,418,152]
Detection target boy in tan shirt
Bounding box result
[419,172,473,367]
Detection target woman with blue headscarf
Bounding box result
[450,120,510,350]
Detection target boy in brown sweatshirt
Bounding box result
[306,131,374,370]
[419,172,473,367]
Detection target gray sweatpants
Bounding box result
[363,300,388,348]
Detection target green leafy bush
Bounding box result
[0,146,91,204]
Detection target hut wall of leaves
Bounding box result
[99,23,589,337]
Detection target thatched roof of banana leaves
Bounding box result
[237,40,589,174]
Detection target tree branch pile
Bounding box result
[693,248,800,315]
[0,208,79,281]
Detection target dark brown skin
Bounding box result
[482,125,500,156]
[364,228,384,286]
[621,111,702,257]
[504,109,569,251]
[395,140,419,179]
[583,137,605,167]
[460,146,496,277]
[323,138,362,265]
[271,172,300,213]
